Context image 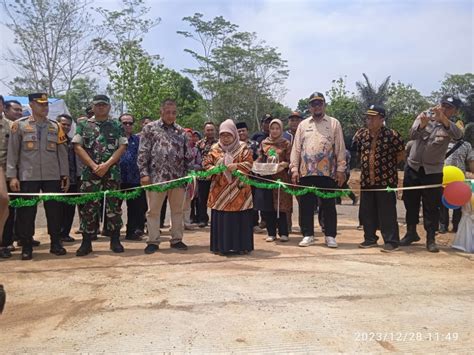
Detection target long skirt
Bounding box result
[210,209,254,254]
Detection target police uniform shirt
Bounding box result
[6,116,69,181]
[0,116,11,169]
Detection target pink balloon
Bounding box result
[444,181,472,206]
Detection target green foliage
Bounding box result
[108,44,204,123]
[178,13,289,131]
[296,98,310,117]
[431,73,474,123]
[386,81,430,140]
[325,77,362,138]
[59,77,99,119]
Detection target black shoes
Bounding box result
[125,230,143,241]
[427,235,440,253]
[110,235,124,253]
[399,225,421,246]
[61,236,76,243]
[76,244,93,256]
[170,241,188,250]
[21,246,33,260]
[76,235,93,257]
[144,244,159,254]
[359,240,378,248]
[198,222,208,228]
[427,242,440,253]
[0,248,12,258]
[50,243,67,256]
[18,239,41,247]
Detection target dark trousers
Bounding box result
[299,176,337,237]
[336,175,356,204]
[16,180,62,246]
[160,196,167,226]
[121,183,147,234]
[403,166,442,235]
[190,197,199,223]
[59,184,77,238]
[262,211,288,236]
[360,190,400,246]
[198,180,211,223]
[1,185,15,246]
[439,203,462,230]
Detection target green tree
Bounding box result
[59,77,99,119]
[325,77,362,138]
[431,73,474,123]
[386,81,430,140]
[108,45,204,126]
[296,98,310,117]
[178,14,289,131]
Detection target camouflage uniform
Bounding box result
[72,117,128,234]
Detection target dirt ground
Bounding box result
[1,189,472,353]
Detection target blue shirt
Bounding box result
[120,134,140,184]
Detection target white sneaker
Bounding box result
[265,236,276,242]
[280,235,289,242]
[298,236,314,247]
[325,236,338,248]
[184,223,196,230]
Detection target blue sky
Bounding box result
[0,0,472,110]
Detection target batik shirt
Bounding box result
[72,116,128,181]
[352,126,404,188]
[444,140,473,173]
[290,115,346,179]
[137,119,192,183]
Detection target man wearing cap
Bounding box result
[283,111,303,144]
[401,95,463,252]
[252,113,272,145]
[290,92,346,248]
[73,94,128,256]
[353,105,405,252]
[6,93,69,260]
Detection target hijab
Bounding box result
[218,119,240,183]
[267,119,286,145]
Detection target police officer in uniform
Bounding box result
[6,93,69,260]
[72,95,127,256]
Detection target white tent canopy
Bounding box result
[4,95,70,119]
[4,95,75,136]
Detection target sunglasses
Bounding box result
[310,100,324,107]
[122,122,134,126]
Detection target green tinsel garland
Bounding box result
[232,171,350,199]
[9,164,351,208]
[9,165,227,208]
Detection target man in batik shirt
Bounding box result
[138,98,192,254]
[353,105,405,252]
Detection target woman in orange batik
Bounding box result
[203,119,254,255]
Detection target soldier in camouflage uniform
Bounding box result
[72,95,128,256]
